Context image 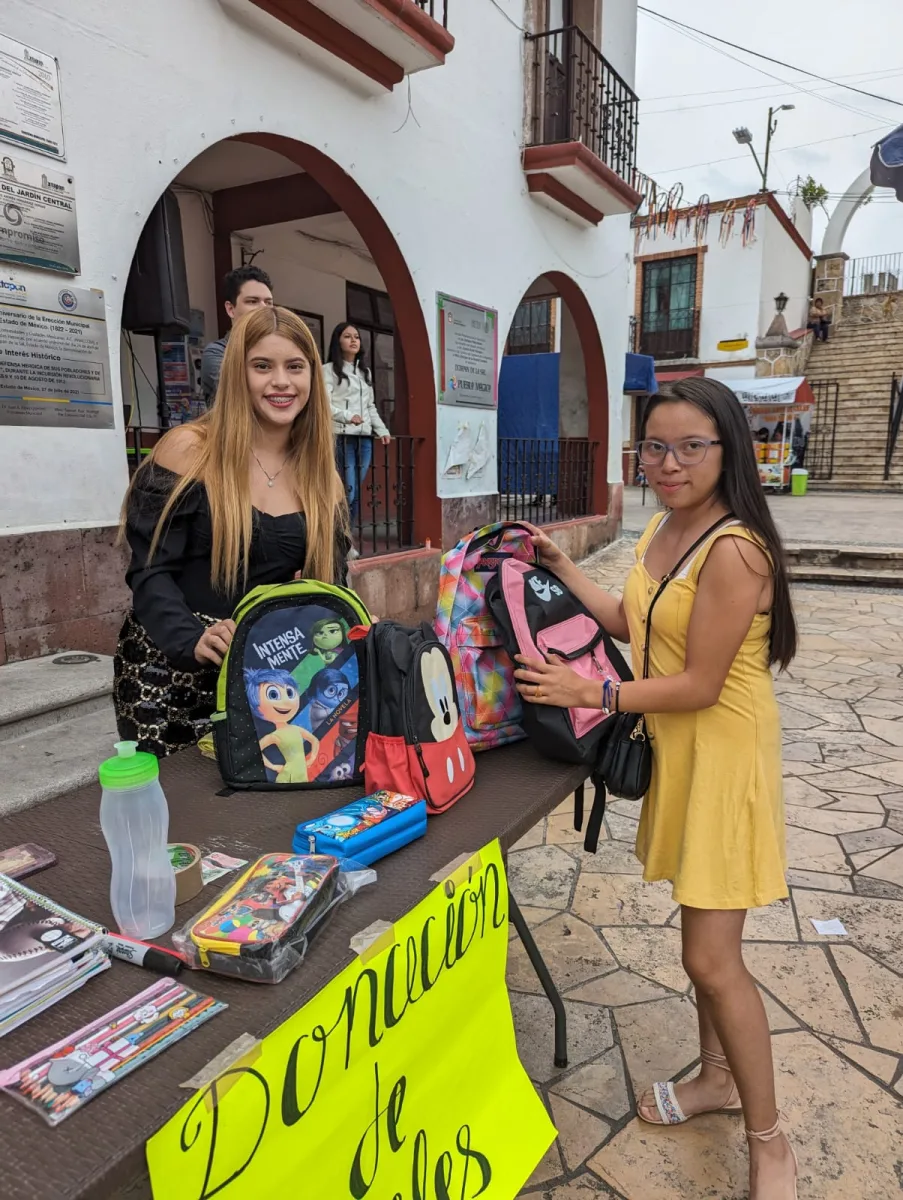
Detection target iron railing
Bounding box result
[498,437,597,524]
[807,380,839,481]
[632,307,700,361]
[413,0,448,27]
[844,252,903,296]
[886,374,903,481]
[337,435,420,558]
[526,26,639,184]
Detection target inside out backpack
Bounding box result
[212,581,371,789]
[434,522,537,751]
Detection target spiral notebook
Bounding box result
[0,874,108,1038]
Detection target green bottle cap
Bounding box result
[98,741,160,789]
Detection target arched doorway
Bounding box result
[119,132,438,552]
[497,273,609,524]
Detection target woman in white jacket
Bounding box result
[324,323,391,535]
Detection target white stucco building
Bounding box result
[0,0,641,659]
[628,191,813,374]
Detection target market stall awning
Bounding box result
[624,353,658,395]
[871,123,903,202]
[730,376,815,406]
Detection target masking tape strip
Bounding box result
[430,850,483,898]
[351,919,397,964]
[180,1033,262,1108]
[168,842,203,905]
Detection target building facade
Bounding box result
[629,193,812,369]
[0,0,641,662]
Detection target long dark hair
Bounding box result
[641,378,797,669]
[327,322,371,386]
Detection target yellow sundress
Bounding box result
[622,513,788,910]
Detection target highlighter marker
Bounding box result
[101,932,186,974]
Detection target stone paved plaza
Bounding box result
[622,485,903,547]
[512,538,903,1199]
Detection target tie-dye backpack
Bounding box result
[435,522,537,751]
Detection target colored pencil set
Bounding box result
[0,977,226,1125]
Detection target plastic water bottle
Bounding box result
[99,741,176,939]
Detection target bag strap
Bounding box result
[642,514,735,680]
[583,771,607,854]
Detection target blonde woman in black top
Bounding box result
[115,306,349,757]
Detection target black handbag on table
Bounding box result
[600,514,736,801]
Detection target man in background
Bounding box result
[201,265,273,403]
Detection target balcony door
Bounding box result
[543,0,573,143]
[640,256,698,360]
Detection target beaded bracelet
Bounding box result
[602,677,614,715]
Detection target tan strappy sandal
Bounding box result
[637,1048,743,1126]
[746,1113,799,1199]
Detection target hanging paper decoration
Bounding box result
[694,194,711,245]
[719,200,737,247]
[664,184,684,237]
[741,198,758,247]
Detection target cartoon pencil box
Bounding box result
[292,791,426,866]
[172,852,340,983]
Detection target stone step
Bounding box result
[788,563,903,587]
[0,705,119,818]
[0,652,114,744]
[785,545,903,571]
[808,480,903,493]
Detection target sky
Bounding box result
[634,0,903,260]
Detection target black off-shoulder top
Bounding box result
[124,465,348,670]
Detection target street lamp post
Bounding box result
[733,105,795,192]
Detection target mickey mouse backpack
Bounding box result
[362,620,475,813]
[434,522,537,751]
[212,580,372,790]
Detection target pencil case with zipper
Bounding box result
[172,852,341,983]
[292,791,426,866]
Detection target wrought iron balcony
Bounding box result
[229,0,453,93]
[523,25,640,223]
[414,0,448,26]
[632,308,700,362]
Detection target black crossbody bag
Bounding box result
[599,514,736,801]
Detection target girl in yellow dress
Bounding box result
[515,378,798,1200]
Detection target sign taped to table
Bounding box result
[438,293,498,408]
[0,270,114,429]
[147,839,556,1200]
[0,154,79,273]
[0,35,65,160]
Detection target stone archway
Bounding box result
[821,167,874,257]
[544,271,609,516]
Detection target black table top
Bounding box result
[0,743,587,1200]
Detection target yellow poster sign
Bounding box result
[147,840,556,1199]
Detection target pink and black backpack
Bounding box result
[434,523,537,751]
[486,560,632,851]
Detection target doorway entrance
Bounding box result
[497,272,608,524]
[119,134,437,557]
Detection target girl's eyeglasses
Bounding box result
[637,438,722,466]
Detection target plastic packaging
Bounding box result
[172,852,375,984]
[99,741,176,940]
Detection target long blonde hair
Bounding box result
[124,306,347,592]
